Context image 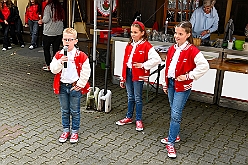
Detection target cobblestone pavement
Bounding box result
[0,45,247,165]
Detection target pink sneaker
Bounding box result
[166,144,177,158]
[59,132,70,143]
[70,133,79,143]
[116,118,133,125]
[161,136,180,144]
[136,121,144,131]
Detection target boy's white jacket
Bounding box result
[50,48,91,89]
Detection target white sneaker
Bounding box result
[29,45,34,49]
[7,46,12,49]
[21,45,25,48]
[42,66,50,71]
[2,48,7,51]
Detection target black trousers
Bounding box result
[43,34,62,66]
[10,21,24,46]
[1,23,11,48]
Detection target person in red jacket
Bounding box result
[50,28,91,143]
[161,21,209,158]
[0,0,13,51]
[24,0,41,49]
[115,21,161,131]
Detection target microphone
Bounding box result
[63,46,68,68]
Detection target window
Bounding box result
[164,0,199,28]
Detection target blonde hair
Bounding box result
[63,28,77,38]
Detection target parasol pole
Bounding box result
[71,0,75,28]
[92,0,98,92]
[86,0,100,110]
[96,0,112,113]
[180,0,183,21]
[104,0,113,96]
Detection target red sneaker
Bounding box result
[161,136,180,144]
[70,133,79,143]
[59,132,70,143]
[136,121,144,131]
[116,118,133,125]
[166,144,177,158]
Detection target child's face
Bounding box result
[130,26,144,42]
[62,33,78,51]
[174,26,190,46]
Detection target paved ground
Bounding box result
[0,45,247,165]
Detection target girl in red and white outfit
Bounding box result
[116,21,161,131]
[25,0,41,49]
[0,0,13,51]
[161,21,209,158]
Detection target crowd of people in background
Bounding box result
[0,0,24,51]
[0,0,64,72]
[0,0,44,50]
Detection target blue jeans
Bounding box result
[167,78,191,145]
[125,68,144,121]
[28,20,39,46]
[59,83,82,133]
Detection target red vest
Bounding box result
[165,43,200,92]
[122,40,152,82]
[53,50,90,94]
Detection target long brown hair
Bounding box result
[128,21,148,44]
[26,0,39,8]
[0,0,13,10]
[175,21,193,44]
[47,0,64,21]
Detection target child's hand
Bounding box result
[60,56,68,64]
[120,82,125,88]
[163,86,168,94]
[70,85,81,91]
[176,75,186,81]
[25,24,28,27]
[133,62,143,69]
[176,73,189,81]
[38,20,42,25]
